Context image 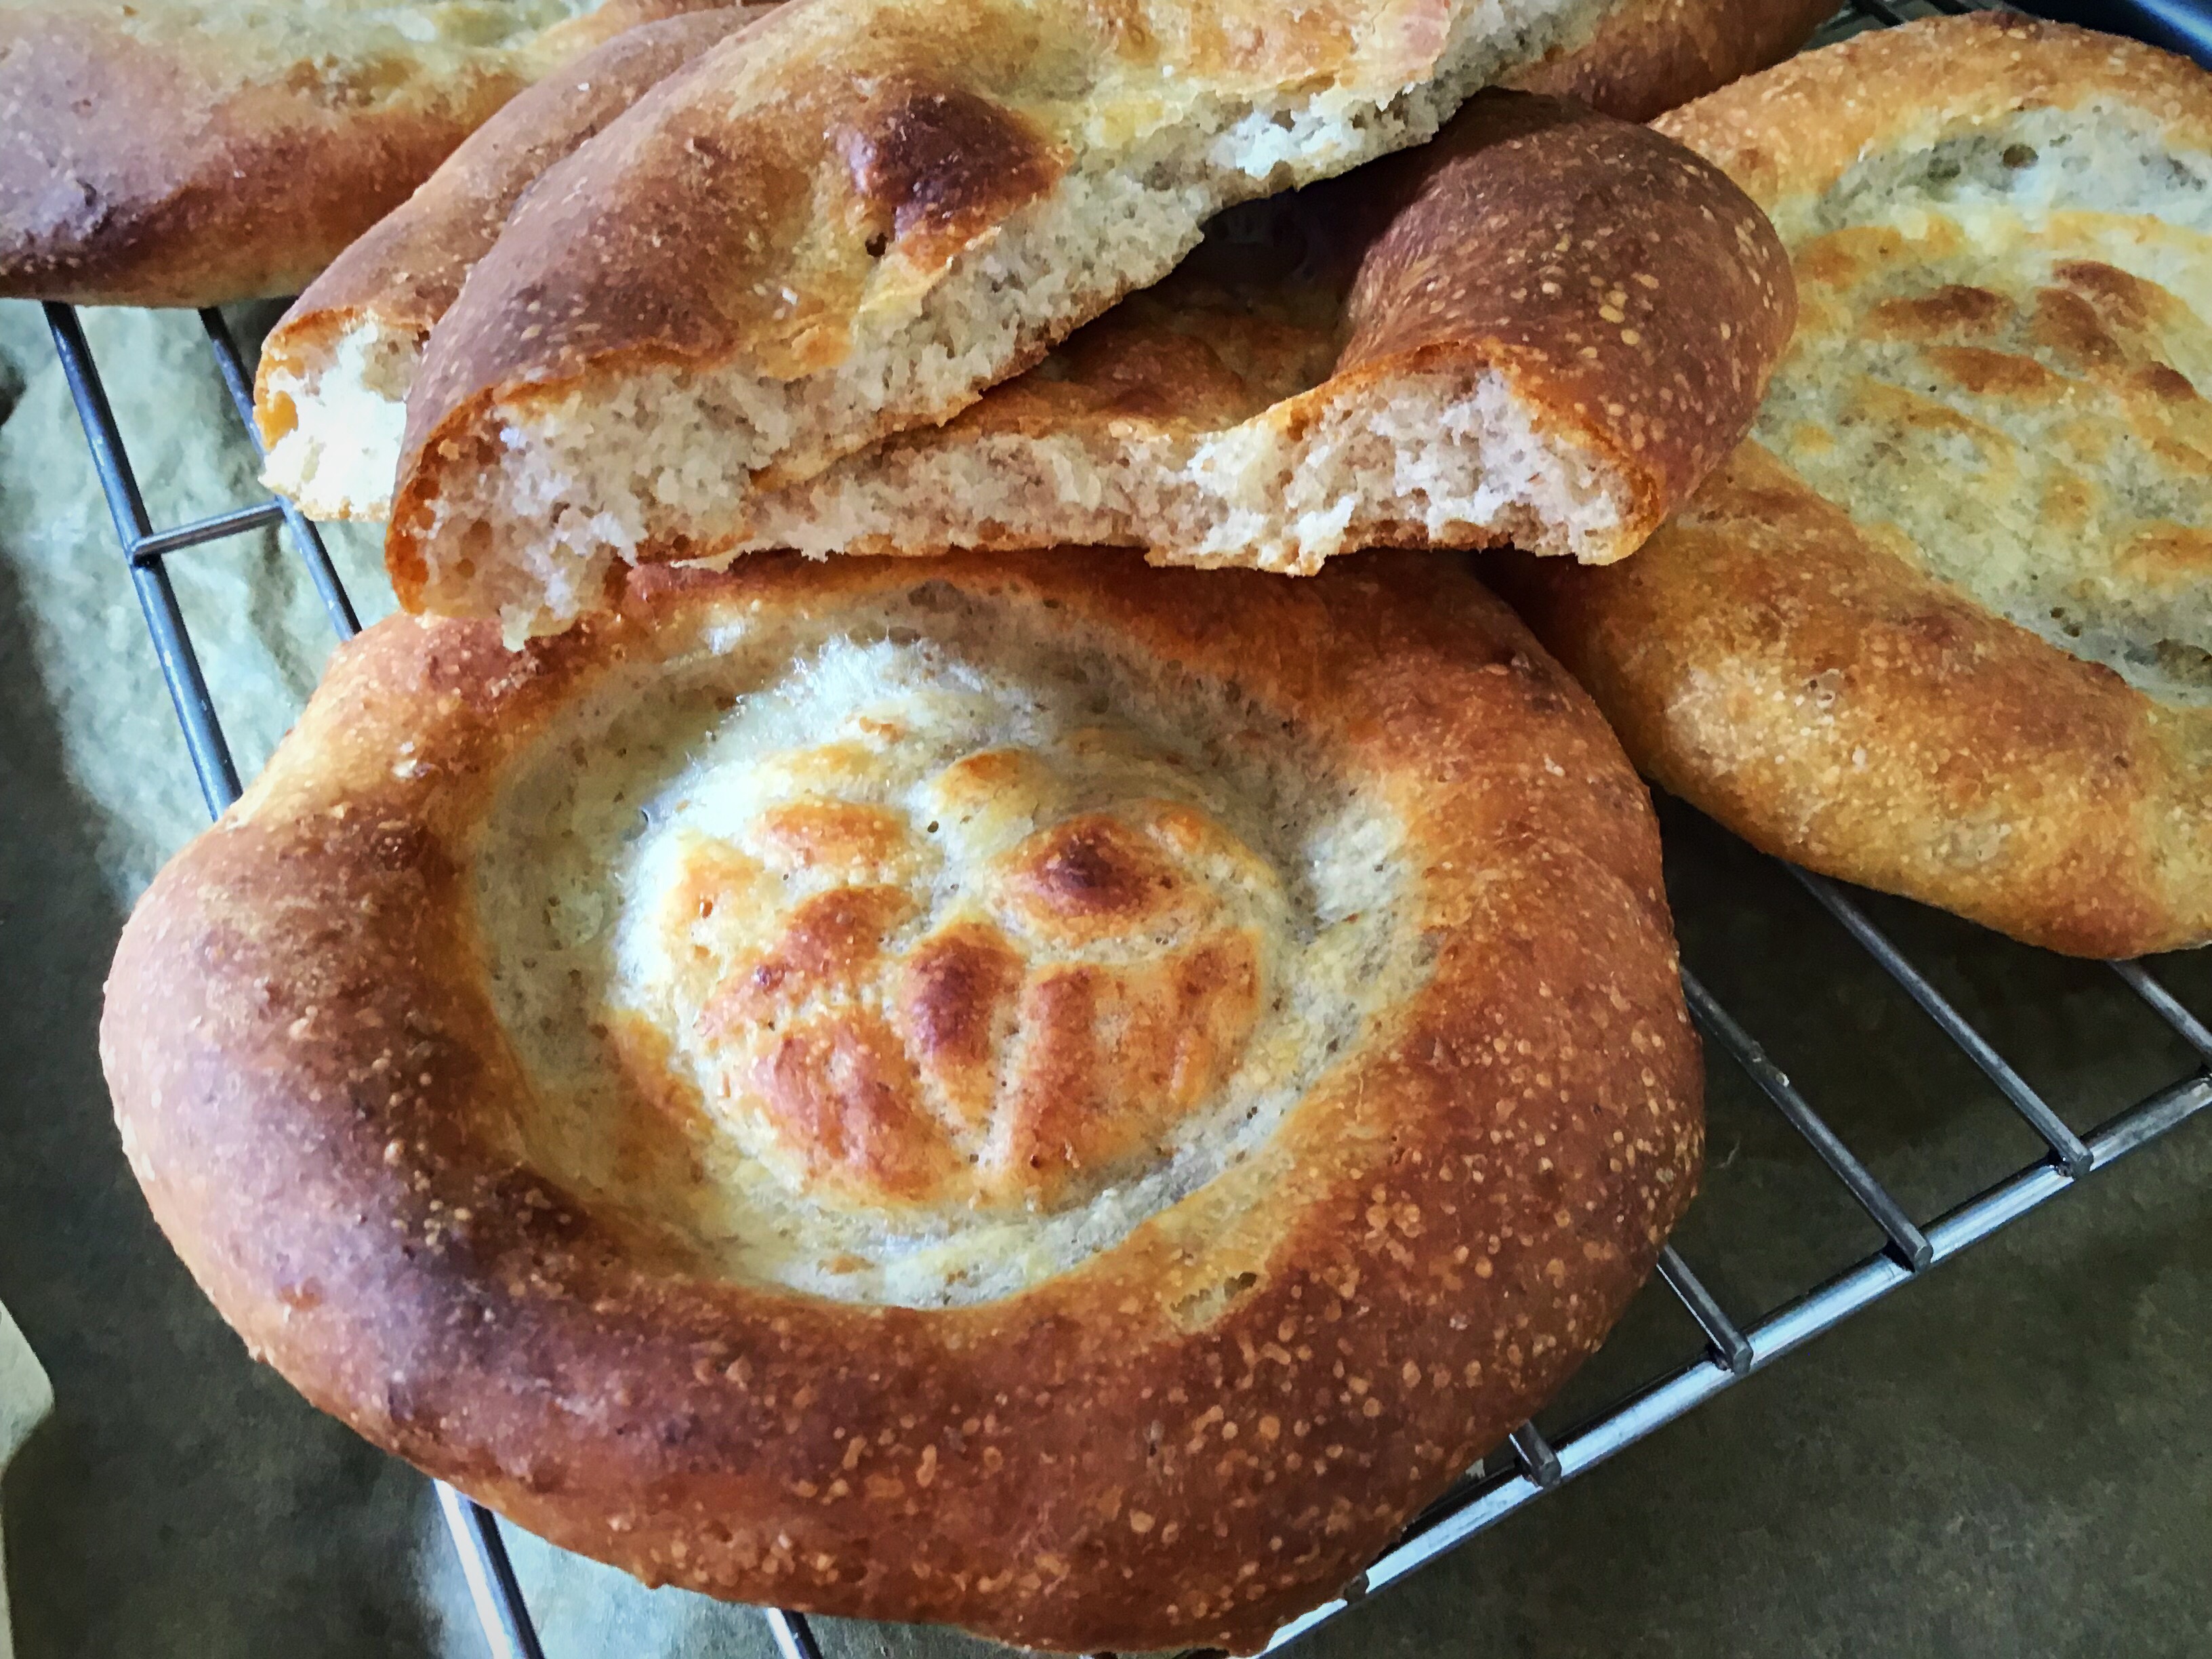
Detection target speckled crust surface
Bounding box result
[100,550,1701,1654]
[0,0,718,306]
[729,92,1793,571]
[1502,15,2212,959]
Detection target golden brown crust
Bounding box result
[257,4,775,434]
[0,0,717,307]
[1506,0,1836,123]
[102,550,1702,1652]
[1313,89,1793,554]
[1502,16,2212,958]
[1498,444,2212,957]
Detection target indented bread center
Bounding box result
[472,600,1410,1307]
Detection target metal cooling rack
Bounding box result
[40,0,2212,1651]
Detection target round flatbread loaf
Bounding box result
[1502,14,2212,958]
[102,550,1702,1653]
[0,0,720,307]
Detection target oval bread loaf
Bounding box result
[0,0,722,307]
[1501,14,2212,957]
[102,549,1702,1653]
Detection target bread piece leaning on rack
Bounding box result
[102,550,1702,1654]
[383,0,1810,637]
[0,0,722,308]
[1500,14,2212,958]
[255,0,1828,526]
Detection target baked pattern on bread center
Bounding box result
[478,615,1406,1307]
[1755,127,2212,704]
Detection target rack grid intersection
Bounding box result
[42,1,2212,1651]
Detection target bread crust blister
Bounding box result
[1504,14,2212,957]
[101,551,1702,1654]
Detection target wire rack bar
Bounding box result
[41,5,2212,1641]
[1655,1244,1753,1376]
[437,1483,552,1659]
[1791,869,2096,1176]
[1263,1067,2212,1653]
[194,306,363,638]
[1680,967,1935,1269]
[44,302,243,815]
[764,1607,830,1659]
[131,499,289,560]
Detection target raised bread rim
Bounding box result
[1653,7,2212,205]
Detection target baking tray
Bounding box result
[40,0,2212,1652]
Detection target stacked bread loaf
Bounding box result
[58,0,2210,1652]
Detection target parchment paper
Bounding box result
[0,1302,51,1659]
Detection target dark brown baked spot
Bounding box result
[700,885,915,1031]
[749,1012,954,1199]
[898,921,1024,1129]
[2031,285,2125,370]
[1866,283,2011,340]
[1921,344,2064,400]
[838,81,1065,269]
